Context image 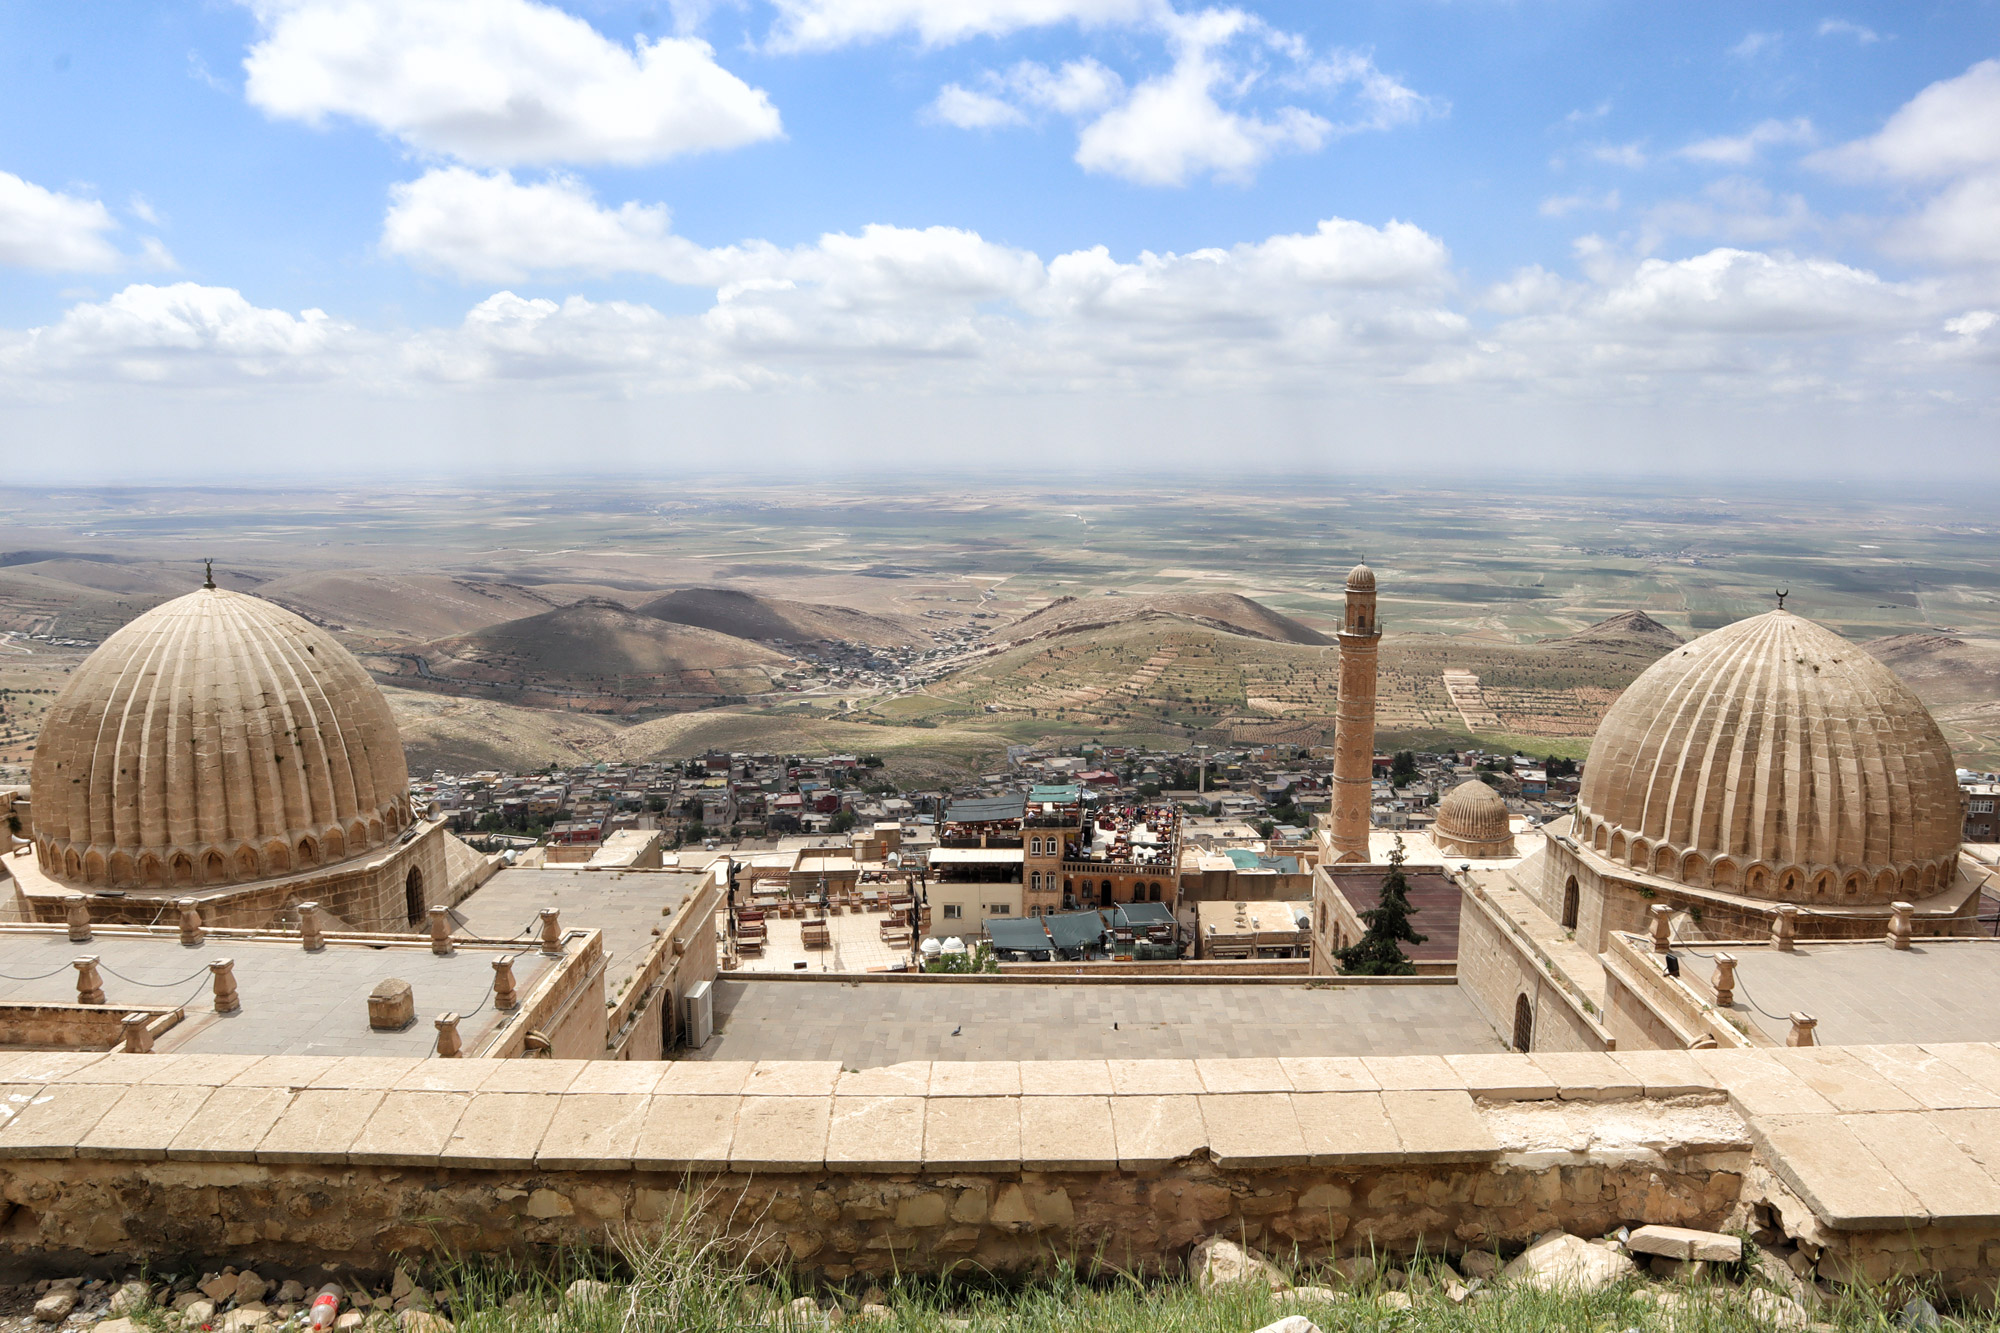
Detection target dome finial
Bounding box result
[203,559,215,590]
[1774,588,1788,610]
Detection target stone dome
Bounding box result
[1575,609,1961,903]
[30,587,410,891]
[1435,778,1513,855]
[1345,563,1376,591]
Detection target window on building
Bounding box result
[942,903,962,919]
[1030,837,1042,855]
[1030,871,1042,891]
[1973,800,1995,814]
[989,904,1011,915]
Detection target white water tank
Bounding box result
[682,980,713,1048]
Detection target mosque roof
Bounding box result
[29,586,411,892]
[1576,609,1961,903]
[1436,778,1510,845]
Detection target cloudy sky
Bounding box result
[0,0,1996,480]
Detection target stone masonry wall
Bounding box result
[2,1046,2000,1297]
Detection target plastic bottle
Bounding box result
[308,1286,342,1331]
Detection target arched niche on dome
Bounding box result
[1608,832,1626,861]
[1921,863,1939,893]
[263,840,291,875]
[1744,863,1769,895]
[235,845,259,879]
[1778,867,1803,898]
[139,854,162,888]
[325,826,346,860]
[108,852,132,887]
[1843,872,1865,898]
[63,849,81,880]
[1810,869,1834,900]
[82,850,104,883]
[297,836,319,868]
[1875,868,1898,897]
[203,850,226,883]
[1629,837,1649,867]
[1680,851,1707,885]
[1653,845,1676,876]
[172,854,194,886]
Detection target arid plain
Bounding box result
[2,479,1996,780]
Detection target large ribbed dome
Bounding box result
[1434,778,1513,856]
[30,587,410,891]
[1576,609,1961,903]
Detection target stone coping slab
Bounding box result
[10,1041,2000,1240]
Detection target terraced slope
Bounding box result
[1005,592,1331,646]
[637,587,923,648]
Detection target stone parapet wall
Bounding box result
[2,1046,2000,1296]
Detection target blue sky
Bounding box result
[0,0,1996,478]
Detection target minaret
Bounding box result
[1330,563,1381,863]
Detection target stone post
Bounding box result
[120,1013,154,1054]
[66,895,91,943]
[298,901,324,952]
[1787,1012,1818,1047]
[540,907,564,955]
[74,956,104,1005]
[1712,952,1737,1007]
[428,905,454,956]
[1772,904,1797,952]
[1649,902,1673,953]
[435,1012,462,1058]
[210,958,240,1014]
[1888,901,1914,951]
[368,979,413,1031]
[178,898,204,947]
[492,955,519,1010]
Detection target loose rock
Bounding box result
[396,1313,453,1333]
[1457,1250,1501,1280]
[277,1282,307,1306]
[1190,1237,1287,1292]
[1628,1225,1743,1264]
[1747,1289,1812,1331]
[1250,1317,1321,1333]
[1272,1287,1346,1307]
[200,1276,237,1304]
[564,1280,619,1308]
[33,1290,77,1323]
[1502,1232,1638,1294]
[108,1281,151,1317]
[1896,1298,1942,1331]
[1378,1292,1412,1311]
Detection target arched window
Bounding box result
[1561,876,1579,930]
[1030,838,1041,856]
[1100,879,1114,907]
[1512,994,1534,1052]
[405,866,426,927]
[1030,871,1041,892]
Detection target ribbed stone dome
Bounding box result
[1345,563,1376,591]
[31,587,410,891]
[1436,778,1511,850]
[1575,610,1961,903]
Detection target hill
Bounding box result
[636,587,923,648]
[257,572,569,643]
[1555,610,1684,655]
[1866,632,2000,706]
[367,598,792,716]
[1005,592,1331,646]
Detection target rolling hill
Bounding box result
[1005,592,1332,646]
[257,572,569,643]
[366,598,793,716]
[1555,609,1685,655]
[636,587,923,648]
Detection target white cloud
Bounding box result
[1729,31,1780,59]
[1010,58,1126,115]
[1540,189,1620,218]
[765,0,1160,51]
[1812,60,2000,267]
[1591,142,1648,169]
[928,84,1030,129]
[0,173,125,272]
[241,0,782,166]
[1593,248,1916,333]
[1817,19,1880,44]
[1677,118,1815,166]
[1642,177,1815,246]
[7,283,351,385]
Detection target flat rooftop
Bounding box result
[454,866,703,991]
[693,979,1504,1065]
[0,929,558,1057]
[1327,868,1463,961]
[1681,938,2000,1047]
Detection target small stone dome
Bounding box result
[1345,563,1376,591]
[30,587,411,891]
[1576,609,1961,903]
[1434,779,1513,857]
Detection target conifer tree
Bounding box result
[1336,836,1426,976]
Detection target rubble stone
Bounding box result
[1502,1232,1638,1293]
[1190,1237,1286,1291]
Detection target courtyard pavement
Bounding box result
[692,978,1506,1065]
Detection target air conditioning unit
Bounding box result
[682,980,714,1048]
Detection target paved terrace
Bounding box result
[0,929,559,1057]
[1675,938,2000,1047]
[454,867,702,993]
[696,978,1506,1065]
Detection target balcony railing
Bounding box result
[1061,860,1174,877]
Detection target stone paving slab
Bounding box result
[0,1082,123,1158]
[351,1090,468,1167]
[1842,1111,2000,1222]
[538,1092,651,1170]
[1200,1093,1307,1168]
[167,1085,292,1161]
[1292,1092,1405,1166]
[923,1096,1021,1171]
[1529,1051,1640,1101]
[731,1096,830,1172]
[1447,1053,1557,1100]
[1692,1050,1838,1116]
[258,1089,382,1163]
[1770,1049,1922,1113]
[78,1083,214,1160]
[1196,1059,1290,1093]
[1108,1094,1204,1170]
[1020,1096,1115,1171]
[633,1094,738,1171]
[1382,1090,1500,1162]
[1018,1060,1112,1097]
[1750,1112,1925,1228]
[826,1096,924,1171]
[441,1092,559,1169]
[1280,1057,1378,1093]
[1609,1049,1716,1098]
[835,1062,932,1098]
[1846,1044,1999,1110]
